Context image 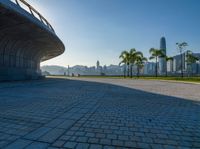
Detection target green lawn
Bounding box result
[139,76,200,83]
[47,75,200,83]
[82,76,200,83]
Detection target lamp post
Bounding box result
[67,65,70,76]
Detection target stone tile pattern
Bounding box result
[0,78,199,149]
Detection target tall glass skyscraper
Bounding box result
[159,37,167,74]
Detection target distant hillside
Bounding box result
[41,64,124,76]
[41,65,67,75]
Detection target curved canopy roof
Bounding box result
[0,0,65,62]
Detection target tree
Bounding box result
[186,50,199,76]
[165,56,173,77]
[119,50,130,78]
[176,42,188,77]
[149,48,164,77]
[135,53,147,78]
[129,49,143,78]
[129,48,136,78]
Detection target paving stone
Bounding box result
[192,142,200,148]
[142,137,154,143]
[0,78,200,149]
[70,114,84,120]
[0,141,9,148]
[96,133,106,139]
[64,141,77,148]
[166,139,178,146]
[69,136,77,141]
[135,132,145,137]
[39,128,65,143]
[4,139,32,149]
[75,131,86,136]
[177,146,191,149]
[45,119,65,128]
[76,136,88,143]
[178,141,193,147]
[157,134,168,139]
[57,119,75,129]
[25,127,51,140]
[107,134,117,140]
[100,139,112,145]
[88,138,99,144]
[76,143,90,149]
[154,138,167,144]
[124,141,137,148]
[59,135,71,141]
[103,146,115,149]
[66,130,76,136]
[71,126,80,131]
[150,144,165,149]
[104,129,112,134]
[112,140,124,146]
[89,144,103,149]
[85,132,95,137]
[25,142,49,149]
[47,147,59,149]
[118,135,129,141]
[129,136,141,142]
[137,142,151,148]
[163,145,177,149]
[52,140,65,147]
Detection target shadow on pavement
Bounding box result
[0,77,199,148]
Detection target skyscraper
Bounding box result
[96,60,100,69]
[159,37,167,74]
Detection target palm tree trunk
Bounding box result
[138,69,140,78]
[127,64,130,77]
[181,52,183,78]
[191,65,193,77]
[130,64,133,78]
[165,61,167,77]
[124,71,126,78]
[123,66,126,78]
[137,65,139,78]
[187,64,189,77]
[156,57,158,77]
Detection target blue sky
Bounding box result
[28,0,200,67]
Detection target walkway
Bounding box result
[0,78,199,149]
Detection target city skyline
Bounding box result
[25,0,200,67]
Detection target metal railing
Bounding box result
[14,0,55,32]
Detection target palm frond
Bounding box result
[166,56,173,61]
[135,51,143,57]
[142,57,148,61]
[149,48,155,54]
[149,56,155,60]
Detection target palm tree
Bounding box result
[176,42,188,77]
[129,48,136,78]
[119,50,130,78]
[186,50,199,76]
[119,59,126,78]
[129,49,143,78]
[149,48,164,77]
[135,54,147,78]
[165,56,173,77]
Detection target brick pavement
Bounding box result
[0,78,199,149]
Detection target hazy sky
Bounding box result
[27,0,200,67]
